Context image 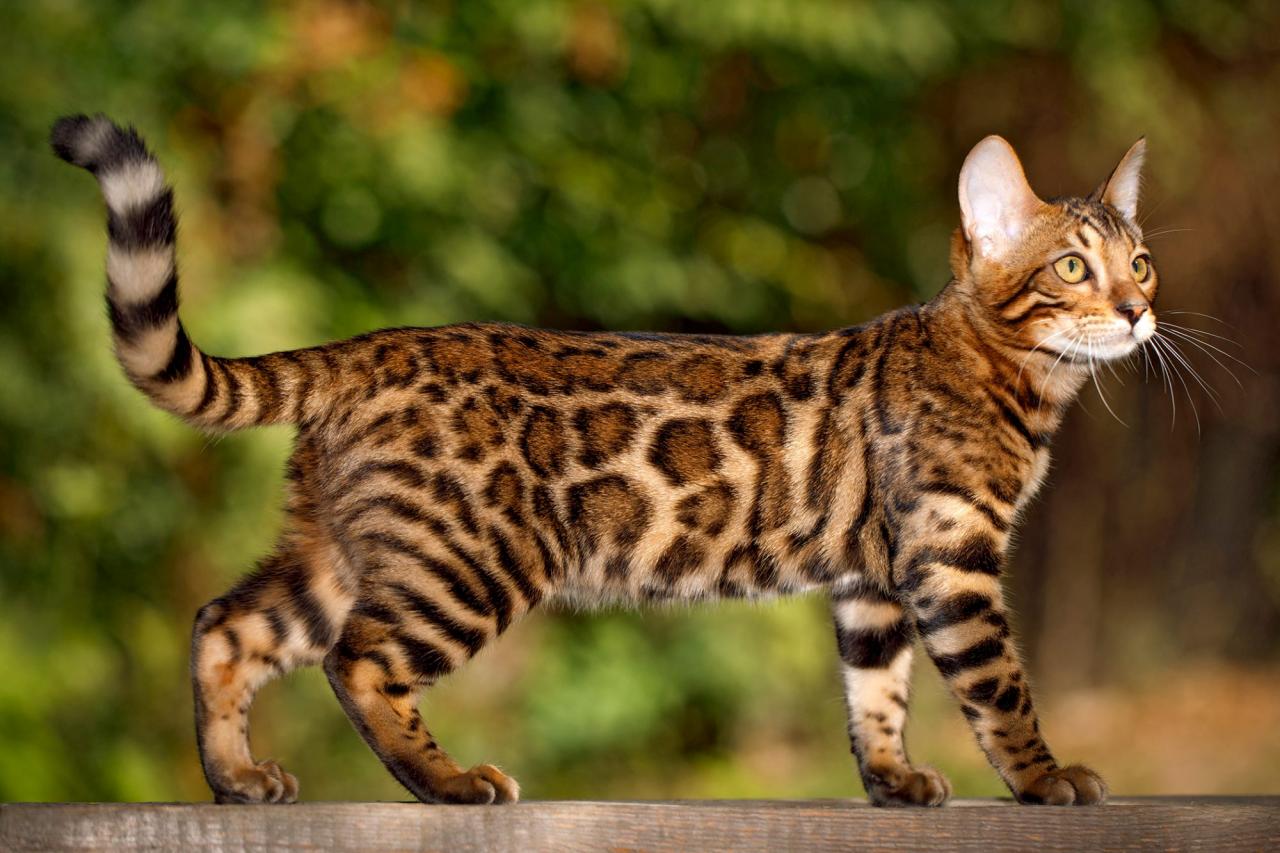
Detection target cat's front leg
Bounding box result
[832,580,951,806]
[895,514,1107,805]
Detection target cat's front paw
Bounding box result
[212,759,299,804]
[434,763,520,805]
[1017,764,1107,805]
[864,765,952,807]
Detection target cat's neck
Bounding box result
[921,282,1090,417]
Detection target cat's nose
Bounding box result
[1115,301,1148,327]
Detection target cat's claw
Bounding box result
[212,759,299,804]
[1017,764,1107,805]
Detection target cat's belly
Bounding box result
[549,547,868,608]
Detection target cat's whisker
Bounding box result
[1102,347,1125,384]
[1158,327,1248,389]
[1158,323,1254,373]
[1042,329,1082,396]
[1127,348,1143,377]
[1144,338,1178,431]
[1161,309,1235,329]
[1155,336,1201,434]
[1154,332,1226,398]
[1017,327,1073,389]
[1141,227,1194,240]
[1136,194,1173,231]
[1152,335,1208,432]
[1138,346,1151,382]
[1087,333,1128,427]
[1076,335,1105,421]
[1158,333,1225,411]
[1157,319,1246,349]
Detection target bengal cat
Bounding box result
[51,114,1155,807]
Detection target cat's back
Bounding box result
[312,319,850,425]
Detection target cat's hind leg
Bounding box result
[322,525,533,804]
[833,580,952,806]
[191,530,357,803]
[323,611,519,804]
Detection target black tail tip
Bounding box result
[50,113,98,166]
[50,113,150,172]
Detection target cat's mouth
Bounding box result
[1040,323,1154,363]
[1075,336,1143,362]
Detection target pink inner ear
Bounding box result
[1099,139,1146,222]
[958,136,1043,257]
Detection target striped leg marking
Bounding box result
[900,524,1107,805]
[323,610,519,805]
[833,583,951,807]
[191,540,354,803]
[320,525,523,805]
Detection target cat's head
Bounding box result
[950,136,1156,363]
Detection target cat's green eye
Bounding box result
[1053,254,1088,283]
[1132,255,1151,282]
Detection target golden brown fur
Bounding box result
[53,115,1157,806]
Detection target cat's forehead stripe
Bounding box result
[1066,198,1141,245]
[1075,210,1113,240]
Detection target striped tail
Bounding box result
[51,114,322,432]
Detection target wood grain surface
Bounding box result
[2,798,1277,851]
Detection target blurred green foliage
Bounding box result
[3,0,1279,802]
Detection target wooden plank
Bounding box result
[2,799,1277,852]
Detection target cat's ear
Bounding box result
[958,135,1044,261]
[1090,137,1146,223]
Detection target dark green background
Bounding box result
[3,0,1278,801]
